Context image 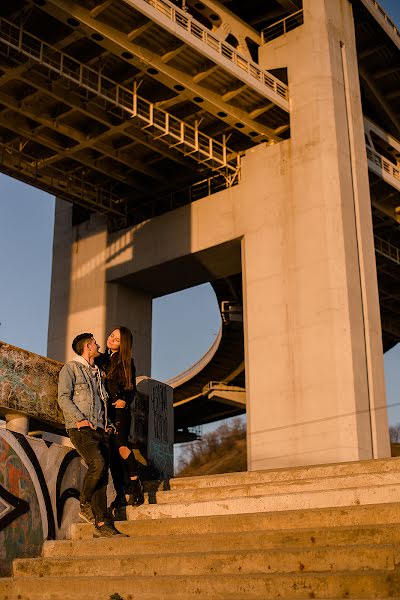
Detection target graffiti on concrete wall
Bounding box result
[0,342,63,425]
[152,384,169,443]
[0,429,84,576]
[129,392,149,449]
[149,383,173,479]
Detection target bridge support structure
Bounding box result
[47,0,390,469]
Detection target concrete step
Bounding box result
[46,524,400,559]
[1,571,400,599]
[7,461,400,600]
[169,457,400,490]
[14,544,398,578]
[114,482,400,521]
[70,501,400,539]
[157,471,400,504]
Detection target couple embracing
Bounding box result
[58,326,143,537]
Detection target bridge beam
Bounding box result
[39,0,285,139]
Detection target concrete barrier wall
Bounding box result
[0,428,85,575]
[136,377,174,480]
[0,342,63,428]
[0,341,174,574]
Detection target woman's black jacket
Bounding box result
[95,351,136,407]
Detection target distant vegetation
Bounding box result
[390,423,400,442]
[176,418,247,477]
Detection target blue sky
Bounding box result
[0,0,400,428]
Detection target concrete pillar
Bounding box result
[5,413,29,435]
[47,200,73,362]
[242,0,389,470]
[134,377,174,479]
[106,282,152,377]
[48,200,152,374]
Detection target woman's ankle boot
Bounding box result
[127,478,144,506]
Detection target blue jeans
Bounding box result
[69,427,110,522]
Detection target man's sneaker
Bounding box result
[94,522,128,538]
[79,502,95,524]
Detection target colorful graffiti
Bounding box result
[0,429,83,576]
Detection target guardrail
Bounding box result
[366,146,400,188]
[374,235,400,265]
[125,0,289,104]
[0,17,237,173]
[121,170,239,229]
[0,142,127,218]
[261,10,304,43]
[363,0,400,42]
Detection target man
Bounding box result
[58,332,127,537]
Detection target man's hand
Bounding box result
[76,419,95,429]
[112,399,126,408]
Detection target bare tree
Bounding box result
[389,423,400,443]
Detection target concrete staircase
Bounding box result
[3,457,400,599]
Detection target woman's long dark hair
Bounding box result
[107,325,134,390]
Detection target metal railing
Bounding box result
[374,235,400,266]
[363,0,400,42]
[261,10,304,43]
[0,17,238,173]
[0,142,127,217]
[125,0,289,104]
[221,300,243,324]
[202,380,228,393]
[124,170,240,224]
[366,146,400,188]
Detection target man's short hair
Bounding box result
[72,333,93,356]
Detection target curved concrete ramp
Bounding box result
[170,275,245,438]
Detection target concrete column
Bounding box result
[6,413,29,435]
[242,0,389,470]
[47,199,73,362]
[135,377,174,479]
[48,201,152,374]
[106,282,152,376]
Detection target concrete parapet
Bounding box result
[0,428,85,576]
[0,341,173,473]
[0,341,63,429]
[0,341,173,573]
[133,377,174,479]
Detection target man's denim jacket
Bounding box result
[58,357,112,430]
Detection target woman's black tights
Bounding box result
[110,406,142,503]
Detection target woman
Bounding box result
[96,326,144,509]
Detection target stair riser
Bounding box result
[45,527,400,558]
[2,571,400,599]
[70,503,400,539]
[119,486,400,522]
[14,546,397,578]
[170,458,400,490]
[158,472,400,504]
